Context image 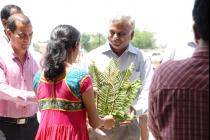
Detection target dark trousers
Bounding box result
[0,116,39,140]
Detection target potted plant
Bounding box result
[88,59,141,123]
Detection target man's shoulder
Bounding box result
[152,60,187,90]
[0,44,12,58]
[159,59,185,70]
[128,45,147,56]
[129,46,151,63]
[157,59,193,79]
[0,34,10,49]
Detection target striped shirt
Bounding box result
[148,47,209,140]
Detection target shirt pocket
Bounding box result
[130,71,141,82]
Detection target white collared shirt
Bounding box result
[86,43,154,116]
[0,30,10,49]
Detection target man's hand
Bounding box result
[119,106,136,126]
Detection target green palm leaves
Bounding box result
[88,59,141,122]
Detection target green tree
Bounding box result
[81,29,157,51]
[132,29,157,49]
[80,33,91,51]
[89,33,106,51]
[80,32,106,52]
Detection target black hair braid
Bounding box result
[43,24,80,81]
[44,39,68,81]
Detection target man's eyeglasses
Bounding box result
[14,32,33,40]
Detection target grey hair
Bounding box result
[109,15,135,31]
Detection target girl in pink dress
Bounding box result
[34,25,115,140]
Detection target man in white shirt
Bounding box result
[86,14,154,140]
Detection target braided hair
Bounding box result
[43,25,80,81]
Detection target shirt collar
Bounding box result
[102,42,138,55]
[192,47,209,59]
[3,32,9,43]
[7,46,31,60]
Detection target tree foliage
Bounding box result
[80,32,106,51]
[80,29,157,52]
[131,29,157,49]
[80,33,91,50]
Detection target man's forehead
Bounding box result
[109,21,131,31]
[15,21,32,32]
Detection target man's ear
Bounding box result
[193,23,200,43]
[74,41,80,49]
[1,19,7,28]
[6,29,13,39]
[130,30,134,40]
[75,41,80,47]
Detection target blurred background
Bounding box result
[0,0,195,69]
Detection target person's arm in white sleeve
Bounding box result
[132,56,154,116]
